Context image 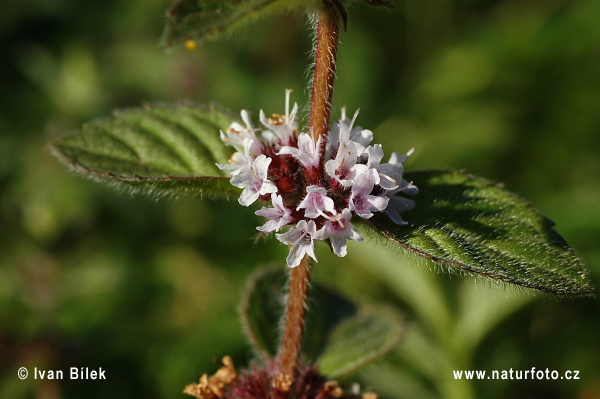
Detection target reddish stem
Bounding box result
[308,2,341,181]
[277,1,340,389]
[277,256,312,383]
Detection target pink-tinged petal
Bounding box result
[318,209,363,257]
[219,114,262,156]
[324,159,337,179]
[239,187,261,206]
[326,139,363,187]
[385,178,418,197]
[260,180,278,195]
[235,155,277,207]
[277,145,301,158]
[376,163,404,190]
[229,172,249,189]
[285,247,304,268]
[297,185,336,218]
[330,236,348,257]
[278,132,321,170]
[303,240,318,263]
[385,196,415,225]
[255,194,294,233]
[217,151,252,177]
[338,109,360,143]
[256,219,279,233]
[349,169,390,218]
[329,109,372,156]
[389,147,415,165]
[276,220,319,268]
[351,128,373,149]
[368,195,389,213]
[252,154,271,181]
[364,144,407,190]
[365,145,384,169]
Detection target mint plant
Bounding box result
[49,0,594,398]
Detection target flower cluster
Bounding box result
[184,356,378,399]
[217,90,417,268]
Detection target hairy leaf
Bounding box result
[240,268,287,359]
[316,306,405,378]
[161,0,319,49]
[50,103,240,199]
[365,170,594,296]
[240,268,405,377]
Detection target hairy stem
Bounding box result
[277,2,340,387]
[277,255,312,385]
[309,1,341,174]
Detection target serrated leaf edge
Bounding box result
[48,102,242,201]
[366,169,595,297]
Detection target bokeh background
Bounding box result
[1,0,599,398]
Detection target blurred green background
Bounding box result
[1,0,599,398]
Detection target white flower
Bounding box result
[349,169,389,219]
[365,144,404,190]
[317,209,363,257]
[296,185,336,218]
[220,110,262,157]
[255,194,294,233]
[218,93,419,263]
[389,147,415,165]
[259,89,298,145]
[378,148,418,224]
[276,220,319,268]
[325,133,369,187]
[385,195,416,225]
[278,131,322,171]
[216,140,254,176]
[230,154,277,206]
[384,179,418,224]
[375,163,404,190]
[328,109,373,157]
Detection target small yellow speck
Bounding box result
[185,40,197,51]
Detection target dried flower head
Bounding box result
[185,358,377,399]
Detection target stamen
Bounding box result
[285,88,293,122]
[268,114,285,126]
[317,207,336,220]
[350,108,360,130]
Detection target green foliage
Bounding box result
[50,102,593,296]
[3,0,600,398]
[161,0,319,49]
[240,268,286,358]
[49,103,241,200]
[346,243,535,399]
[365,170,594,296]
[317,306,405,378]
[241,268,405,378]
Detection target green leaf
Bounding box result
[161,0,319,49]
[240,268,287,359]
[50,103,240,200]
[365,170,594,297]
[316,305,405,378]
[240,268,406,378]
